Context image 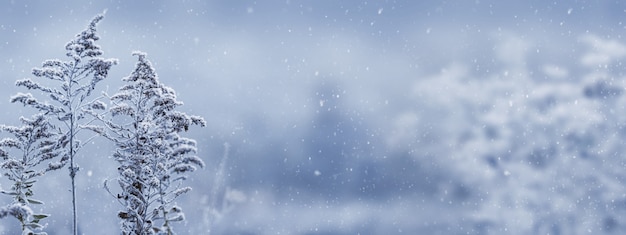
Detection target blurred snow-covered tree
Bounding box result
[399,35,626,234]
[91,51,205,234]
[10,13,117,235]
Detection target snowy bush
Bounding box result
[10,12,117,235]
[0,114,64,235]
[94,51,206,234]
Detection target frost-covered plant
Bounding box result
[94,51,205,234]
[10,13,117,235]
[0,114,64,235]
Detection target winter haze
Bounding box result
[2,0,626,234]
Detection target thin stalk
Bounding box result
[70,117,77,235]
[68,62,78,235]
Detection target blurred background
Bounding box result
[2,0,626,234]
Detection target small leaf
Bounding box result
[32,214,50,225]
[24,222,43,230]
[118,211,130,219]
[32,214,49,220]
[27,199,44,205]
[1,191,18,196]
[168,213,185,222]
[59,113,71,121]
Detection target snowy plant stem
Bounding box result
[160,190,173,235]
[70,117,77,235]
[67,65,78,235]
